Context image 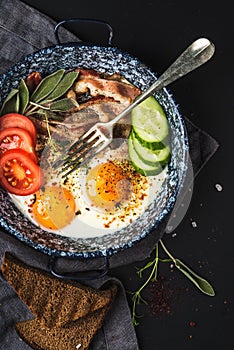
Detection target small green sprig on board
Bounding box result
[0,69,79,116]
[131,240,215,326]
[131,244,160,326]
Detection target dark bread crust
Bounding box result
[1,252,117,350]
[2,252,117,328]
[15,306,111,350]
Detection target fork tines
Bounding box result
[52,129,104,178]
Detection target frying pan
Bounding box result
[0,19,189,265]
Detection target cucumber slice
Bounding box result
[131,96,169,150]
[131,130,171,166]
[128,134,163,176]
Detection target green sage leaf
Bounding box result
[175,259,215,296]
[50,98,79,112]
[18,79,29,114]
[0,90,20,115]
[30,69,65,103]
[15,93,20,113]
[42,71,79,103]
[0,89,19,115]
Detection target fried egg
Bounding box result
[9,141,167,238]
[85,161,132,210]
[32,186,76,230]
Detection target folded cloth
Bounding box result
[0,0,219,350]
[0,0,79,76]
[0,1,140,349]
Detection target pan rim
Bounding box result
[0,43,189,258]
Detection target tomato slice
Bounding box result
[0,127,37,162]
[0,149,43,196]
[0,113,37,146]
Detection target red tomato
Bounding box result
[0,127,37,162]
[0,149,43,196]
[0,113,37,146]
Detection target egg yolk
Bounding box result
[32,186,76,230]
[86,162,132,210]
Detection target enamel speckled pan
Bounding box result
[0,19,189,259]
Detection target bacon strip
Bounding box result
[74,68,141,106]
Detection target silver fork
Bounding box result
[53,38,215,178]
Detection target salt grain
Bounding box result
[215,183,223,192]
[191,221,197,228]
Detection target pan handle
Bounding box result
[48,255,109,281]
[54,18,114,45]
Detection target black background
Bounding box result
[21,1,234,349]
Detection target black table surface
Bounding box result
[14,1,234,349]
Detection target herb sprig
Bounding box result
[0,69,79,116]
[131,239,215,326]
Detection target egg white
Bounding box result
[10,141,167,239]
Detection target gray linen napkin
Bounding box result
[0,0,219,349]
[0,0,139,349]
[0,0,79,76]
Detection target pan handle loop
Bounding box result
[54,18,114,45]
[48,255,109,281]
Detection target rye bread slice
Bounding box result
[1,252,117,328]
[15,305,111,350]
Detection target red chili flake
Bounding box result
[147,275,174,317]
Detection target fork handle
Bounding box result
[109,38,215,126]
